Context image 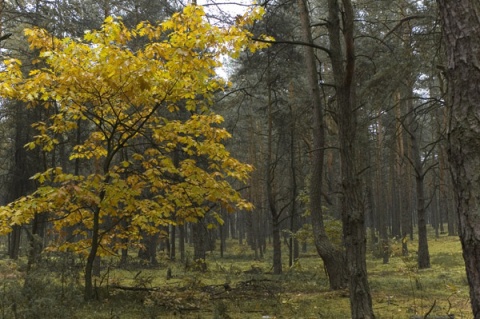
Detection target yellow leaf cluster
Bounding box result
[0,4,267,254]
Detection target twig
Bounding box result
[424,299,436,319]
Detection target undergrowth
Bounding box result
[0,232,472,318]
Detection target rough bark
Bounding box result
[297,0,348,289]
[437,1,480,317]
[327,0,375,317]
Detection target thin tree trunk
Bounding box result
[170,224,176,260]
[266,69,282,275]
[437,1,480,316]
[84,169,111,300]
[396,100,411,254]
[179,223,185,262]
[84,207,100,300]
[374,117,389,263]
[439,91,456,236]
[229,214,236,240]
[289,100,298,267]
[406,97,430,269]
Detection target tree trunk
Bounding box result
[437,1,480,317]
[439,142,455,236]
[26,213,46,271]
[138,233,159,265]
[289,101,299,267]
[7,101,39,260]
[8,226,21,260]
[266,67,282,275]
[406,97,431,269]
[192,220,207,271]
[297,0,348,289]
[271,216,282,274]
[374,117,389,263]
[395,94,412,253]
[327,0,375,317]
[179,223,185,262]
[170,224,176,260]
[84,207,100,301]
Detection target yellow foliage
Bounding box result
[0,4,269,255]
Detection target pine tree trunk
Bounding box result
[406,99,430,269]
[297,0,348,289]
[437,1,480,316]
[328,0,375,317]
[266,68,282,275]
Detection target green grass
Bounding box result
[0,232,474,318]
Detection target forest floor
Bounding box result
[0,232,472,319]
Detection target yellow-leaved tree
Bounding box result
[0,5,270,300]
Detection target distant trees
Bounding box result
[223,1,309,274]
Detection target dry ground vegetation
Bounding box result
[0,231,471,319]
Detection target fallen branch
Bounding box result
[109,285,160,292]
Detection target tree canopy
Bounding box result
[0,4,271,299]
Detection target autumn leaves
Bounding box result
[0,5,268,264]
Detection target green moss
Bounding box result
[0,233,473,318]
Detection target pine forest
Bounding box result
[0,0,478,318]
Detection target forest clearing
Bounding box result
[0,231,471,318]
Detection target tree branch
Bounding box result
[384,15,432,39]
[0,33,12,42]
[251,37,331,56]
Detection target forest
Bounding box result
[0,0,478,318]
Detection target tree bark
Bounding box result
[327,0,375,317]
[84,173,111,300]
[437,1,480,317]
[138,232,159,265]
[289,110,299,266]
[179,223,185,262]
[266,68,282,275]
[192,220,207,271]
[84,206,100,300]
[297,0,347,289]
[406,97,430,269]
[170,224,176,260]
[8,226,21,260]
[374,117,389,263]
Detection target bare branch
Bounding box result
[251,37,331,56]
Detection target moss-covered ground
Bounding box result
[0,232,472,318]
